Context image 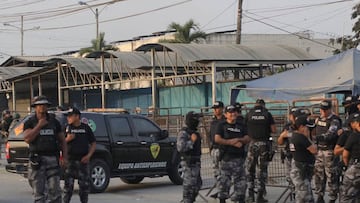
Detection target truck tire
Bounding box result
[89,159,110,193]
[120,176,144,184]
[168,155,183,185]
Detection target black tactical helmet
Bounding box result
[31,95,52,107]
[185,111,202,130]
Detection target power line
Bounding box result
[34,0,192,31]
[242,12,338,49]
[201,0,237,29]
[245,0,353,13]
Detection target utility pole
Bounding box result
[236,0,243,44]
[20,15,24,56]
[234,0,243,79]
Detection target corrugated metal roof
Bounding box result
[135,43,320,63]
[45,53,152,74]
[108,52,151,68]
[0,66,43,81]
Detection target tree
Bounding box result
[330,3,360,54]
[79,32,118,56]
[159,19,206,43]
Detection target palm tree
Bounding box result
[79,32,118,56]
[159,19,206,43]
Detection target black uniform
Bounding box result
[340,132,360,202]
[215,120,247,202]
[63,123,96,203]
[177,112,202,203]
[245,105,275,199]
[25,113,63,203]
[209,115,225,150]
[289,132,315,203]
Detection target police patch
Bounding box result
[150,143,160,159]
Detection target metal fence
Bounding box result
[146,98,343,189]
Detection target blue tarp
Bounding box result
[231,48,360,103]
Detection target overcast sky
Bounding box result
[0,0,356,57]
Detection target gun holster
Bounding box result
[30,154,41,170]
[295,161,313,180]
[280,150,286,163]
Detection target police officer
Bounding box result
[234,102,245,124]
[340,112,360,202]
[215,105,250,203]
[0,109,13,137]
[24,95,68,203]
[177,111,202,203]
[289,115,317,203]
[63,107,96,203]
[277,108,309,188]
[245,99,276,203]
[335,96,358,156]
[209,101,225,187]
[313,100,342,203]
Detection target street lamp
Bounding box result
[79,1,100,42]
[79,1,120,46]
[3,16,40,56]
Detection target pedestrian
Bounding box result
[289,115,317,203]
[208,101,225,198]
[177,111,203,203]
[313,100,342,203]
[23,95,68,203]
[245,99,276,203]
[340,112,360,202]
[215,105,250,203]
[63,107,96,203]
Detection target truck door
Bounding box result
[131,117,173,170]
[107,116,140,171]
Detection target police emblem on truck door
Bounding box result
[150,143,160,159]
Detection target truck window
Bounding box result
[109,117,132,137]
[133,117,160,137]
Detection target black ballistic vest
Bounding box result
[29,115,59,154]
[183,128,201,159]
[314,114,340,147]
[247,107,270,141]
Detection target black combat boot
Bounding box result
[246,190,255,203]
[256,191,268,203]
[219,198,226,203]
[316,195,325,203]
[210,192,218,199]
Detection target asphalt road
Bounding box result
[0,157,332,203]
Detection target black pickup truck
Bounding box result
[6,111,183,193]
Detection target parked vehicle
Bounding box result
[6,111,183,193]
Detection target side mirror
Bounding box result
[161,130,169,139]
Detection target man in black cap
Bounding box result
[289,115,317,203]
[24,95,68,203]
[63,107,96,203]
[245,99,276,203]
[177,111,203,203]
[215,105,250,203]
[209,101,225,198]
[313,100,342,203]
[340,112,360,202]
[278,107,311,191]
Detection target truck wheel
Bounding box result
[120,176,144,184]
[89,159,110,193]
[168,156,183,185]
